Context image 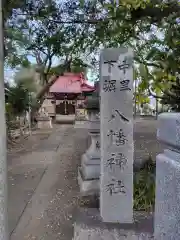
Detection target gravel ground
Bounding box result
[9,125,71,236]
[10,126,89,240]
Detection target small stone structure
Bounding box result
[154,112,180,240]
[36,107,53,129]
[78,84,100,196]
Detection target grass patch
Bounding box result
[133,157,155,212]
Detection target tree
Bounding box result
[5,82,29,116]
[5,0,180,112]
[4,0,96,115]
[5,1,90,73]
[160,77,180,112]
[135,13,180,110]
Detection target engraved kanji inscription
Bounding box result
[108,109,129,123]
[106,153,127,170]
[107,129,127,146]
[106,178,126,195]
[120,79,131,91]
[103,77,116,92]
[118,56,132,74]
[104,60,116,73]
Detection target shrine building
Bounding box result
[41,72,95,118]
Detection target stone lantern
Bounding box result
[78,82,100,196]
[86,89,100,132]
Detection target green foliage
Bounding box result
[134,157,155,211]
[161,77,180,112]
[4,0,180,110]
[4,0,92,85]
[6,83,29,116]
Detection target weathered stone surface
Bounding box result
[81,161,100,180]
[157,112,180,149]
[85,132,100,159]
[154,150,180,240]
[100,47,134,223]
[78,169,100,196]
[81,153,100,166]
[78,118,100,196]
[81,154,100,179]
[37,119,52,129]
[88,121,100,133]
[154,113,180,240]
[73,208,154,240]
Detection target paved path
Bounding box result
[8,119,162,240]
[8,125,69,236]
[9,125,88,240]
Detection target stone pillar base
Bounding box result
[73,208,153,240]
[37,119,52,129]
[78,168,99,196]
[81,154,100,179]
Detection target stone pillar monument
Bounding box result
[154,113,180,239]
[100,48,134,223]
[78,84,100,196]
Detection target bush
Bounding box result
[133,157,155,212]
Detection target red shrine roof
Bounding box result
[49,72,94,94]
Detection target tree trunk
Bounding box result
[30,75,58,119]
[35,75,57,100]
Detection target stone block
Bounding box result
[88,120,100,133]
[85,151,100,162]
[84,132,100,160]
[73,208,153,240]
[81,160,100,180]
[37,119,52,129]
[157,112,180,149]
[78,168,99,196]
[81,153,100,166]
[154,149,180,240]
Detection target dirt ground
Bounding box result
[8,119,162,240]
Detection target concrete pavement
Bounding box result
[8,125,72,238]
[9,125,89,240]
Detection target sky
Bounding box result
[4,53,95,86]
[4,68,14,84]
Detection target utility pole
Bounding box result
[0,0,9,239]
